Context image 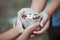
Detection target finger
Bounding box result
[17,18,24,32]
[17,18,22,26]
[33,20,50,35]
[40,17,48,27]
[30,34,36,38]
[15,18,24,30]
[36,27,40,31]
[28,23,40,30]
[26,23,40,32]
[13,19,17,27]
[13,22,15,27]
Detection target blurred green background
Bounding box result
[0,0,32,33]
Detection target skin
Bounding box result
[17,23,40,40]
[44,0,60,17]
[17,19,50,40]
[0,19,40,40]
[31,0,60,35]
[30,0,47,37]
[0,26,21,40]
[0,19,24,40]
[0,0,60,40]
[31,0,47,13]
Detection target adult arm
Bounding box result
[31,0,47,13]
[33,0,60,34]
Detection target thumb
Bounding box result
[40,17,48,27]
[30,23,40,28]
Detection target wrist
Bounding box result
[43,9,52,18]
[31,7,40,13]
[14,27,22,34]
[42,11,51,18]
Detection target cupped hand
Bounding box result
[33,11,50,35]
[13,18,24,34]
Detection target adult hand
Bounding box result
[40,11,50,27]
[33,11,50,35]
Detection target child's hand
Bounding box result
[13,18,24,34]
[25,23,40,33]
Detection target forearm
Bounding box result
[17,29,31,40]
[0,27,21,40]
[44,0,60,17]
[31,0,46,13]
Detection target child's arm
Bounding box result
[0,27,21,40]
[0,19,24,40]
